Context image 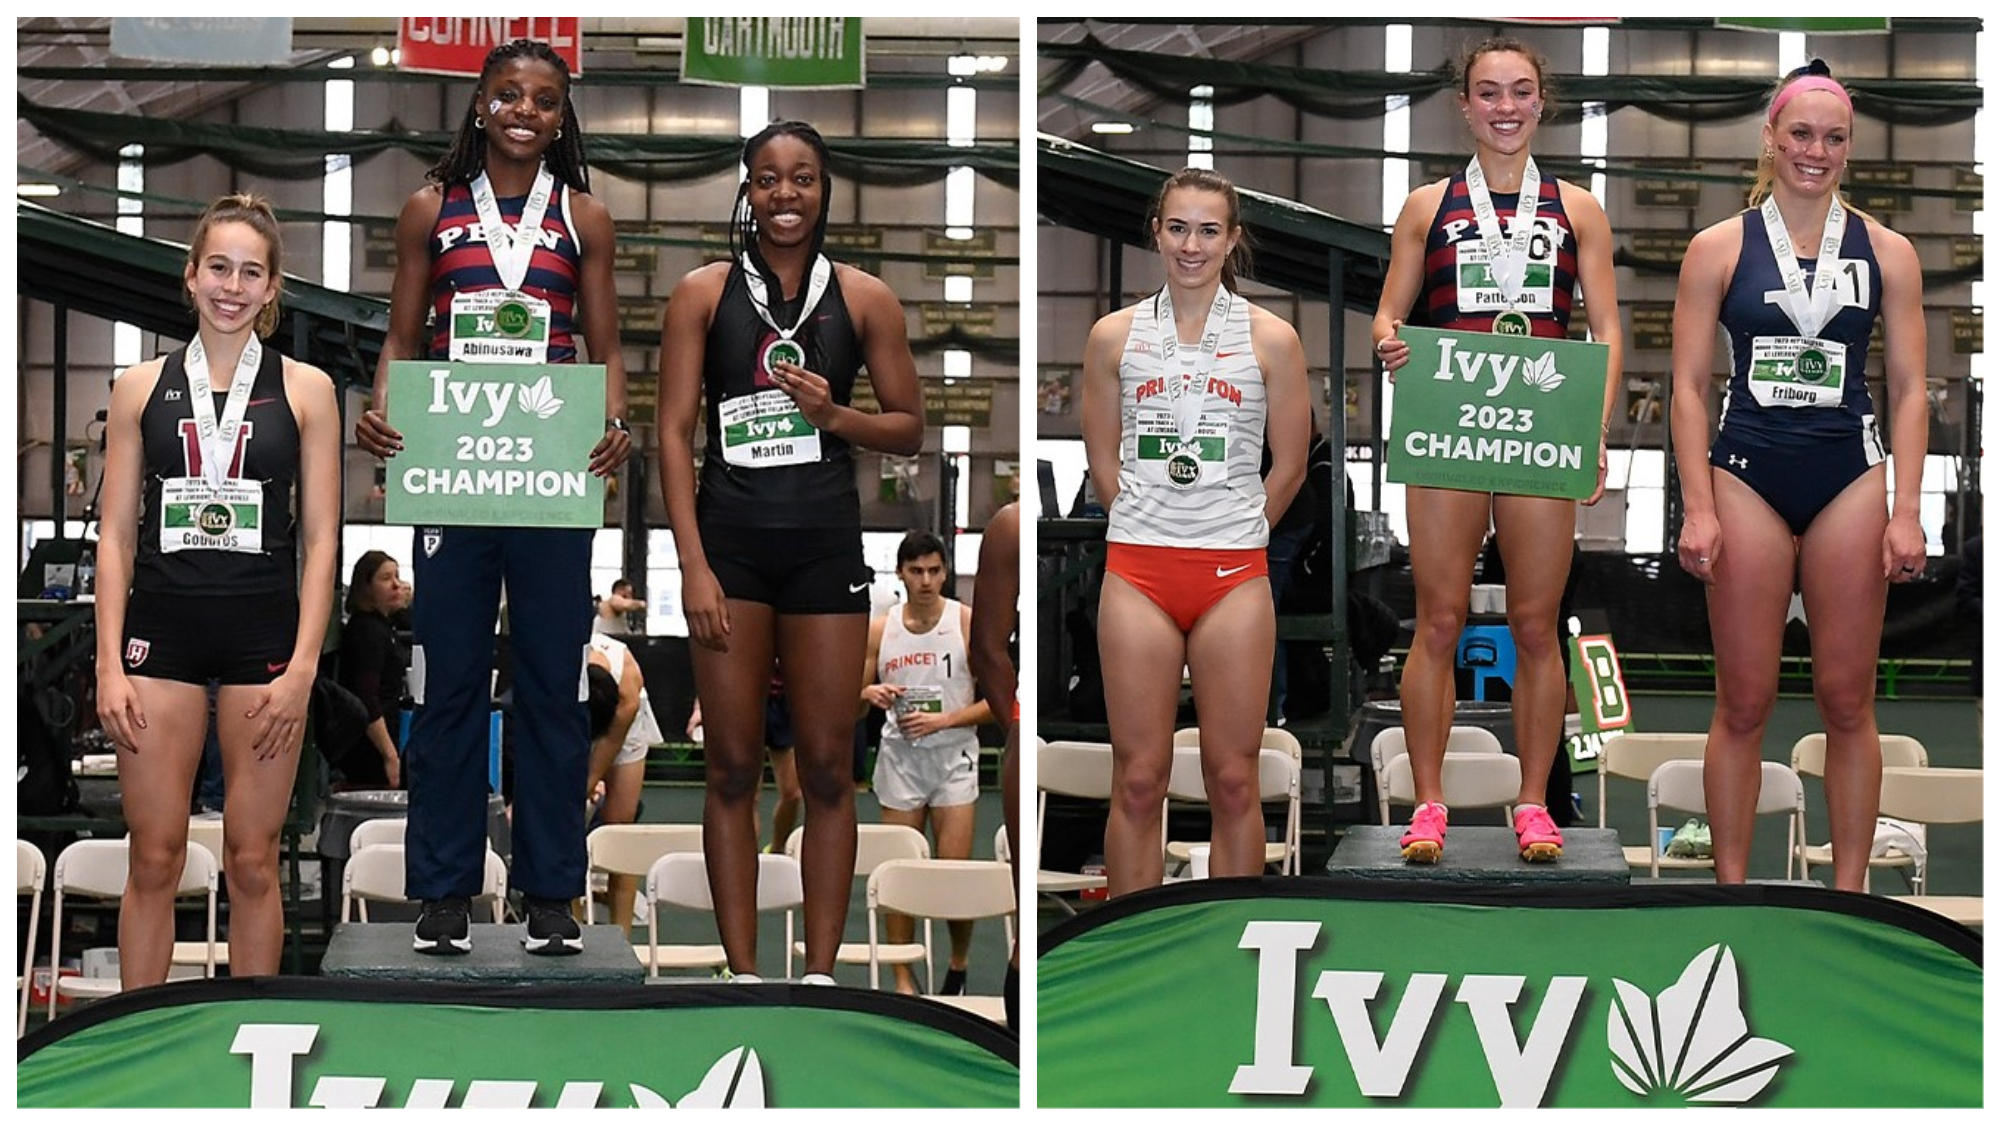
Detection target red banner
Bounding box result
[398,18,583,77]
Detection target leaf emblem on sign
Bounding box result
[1608,944,1792,1104]
[519,375,564,419]
[1522,352,1566,393]
[629,1047,766,1108]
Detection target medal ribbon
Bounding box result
[183,334,263,492]
[741,253,832,347]
[1760,195,1848,339]
[1155,285,1235,443]
[470,164,555,292]
[1464,155,1542,307]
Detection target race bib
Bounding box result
[719,389,822,467]
[1748,335,1847,409]
[1455,233,1559,314]
[1135,407,1227,491]
[159,478,263,554]
[894,684,945,716]
[448,289,551,364]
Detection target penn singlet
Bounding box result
[696,261,863,529]
[1106,289,1269,550]
[1716,206,1884,449]
[1418,170,1578,337]
[426,179,581,363]
[134,343,298,596]
[877,598,979,758]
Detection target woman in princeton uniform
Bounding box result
[355,37,631,956]
[1372,35,1622,866]
[95,193,341,985]
[1080,166,1310,897]
[658,120,925,983]
[1671,60,1928,891]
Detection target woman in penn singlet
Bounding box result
[355,38,631,955]
[95,193,340,985]
[658,120,925,982]
[1080,166,1310,897]
[1671,60,1929,891]
[1373,36,1622,865]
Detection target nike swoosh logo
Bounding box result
[266,660,291,674]
[249,398,278,407]
[1215,351,1239,358]
[1216,565,1251,578]
[848,582,869,593]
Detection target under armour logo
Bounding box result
[164,389,184,401]
[1728,455,1749,469]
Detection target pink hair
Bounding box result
[1768,76,1852,124]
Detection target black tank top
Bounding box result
[696,262,863,529]
[134,343,299,596]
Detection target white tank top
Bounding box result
[1105,288,1270,549]
[877,597,980,757]
[586,634,663,754]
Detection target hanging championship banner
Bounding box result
[1387,327,1608,499]
[682,18,865,89]
[398,19,583,77]
[1716,17,1890,33]
[111,18,293,65]
[17,979,1018,1107]
[1565,633,1633,774]
[385,362,606,528]
[1039,881,1980,1108]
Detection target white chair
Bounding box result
[585,822,704,928]
[1596,732,1710,870]
[346,817,408,855]
[1875,765,1981,923]
[1164,745,1300,875]
[1171,728,1304,872]
[176,817,232,973]
[1789,733,1929,889]
[1382,750,1522,826]
[642,852,801,979]
[18,841,46,1037]
[866,858,1016,1019]
[785,823,929,968]
[1370,725,1506,825]
[1035,740,1115,909]
[49,838,219,1020]
[340,843,508,923]
[1647,759,1805,881]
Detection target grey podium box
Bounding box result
[1326,826,1629,886]
[322,923,646,984]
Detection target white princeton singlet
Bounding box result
[877,598,980,758]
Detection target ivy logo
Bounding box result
[519,375,564,420]
[1520,352,1566,393]
[1608,944,1792,1104]
[631,1047,765,1108]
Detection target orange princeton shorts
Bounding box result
[1104,542,1269,633]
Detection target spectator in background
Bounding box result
[595,577,646,635]
[337,550,408,789]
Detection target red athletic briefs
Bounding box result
[1104,542,1269,634]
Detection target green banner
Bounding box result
[1039,882,1980,1107]
[1565,633,1634,774]
[384,361,606,528]
[1716,17,1891,33]
[18,980,1018,1107]
[682,18,864,89]
[1387,326,1607,499]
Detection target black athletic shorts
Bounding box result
[122,590,299,686]
[699,522,872,615]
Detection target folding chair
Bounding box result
[1034,740,1114,909]
[1382,750,1522,825]
[1875,765,1982,923]
[1164,745,1300,875]
[1789,733,1929,889]
[176,816,231,973]
[340,842,508,923]
[785,823,929,969]
[866,858,1016,1020]
[1370,725,1506,825]
[1647,759,1805,880]
[1596,732,1709,869]
[18,841,45,1037]
[346,817,408,854]
[585,822,704,929]
[49,838,218,1020]
[642,852,801,979]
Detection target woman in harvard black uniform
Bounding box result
[355,38,630,956]
[95,194,341,985]
[1373,36,1622,866]
[658,121,924,983]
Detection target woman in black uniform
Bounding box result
[658,121,925,982]
[94,194,341,985]
[335,549,408,789]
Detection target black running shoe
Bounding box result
[939,966,969,996]
[523,895,583,955]
[413,897,472,955]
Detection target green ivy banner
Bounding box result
[1038,881,1980,1107]
[18,979,1019,1108]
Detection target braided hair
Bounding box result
[428,38,590,193]
[730,121,835,372]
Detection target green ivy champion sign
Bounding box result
[1039,882,1981,1107]
[385,361,606,528]
[17,980,1019,1107]
[1387,326,1609,499]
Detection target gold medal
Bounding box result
[1492,309,1532,337]
[196,502,236,538]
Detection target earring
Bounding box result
[555,127,563,140]
[475,116,487,129]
